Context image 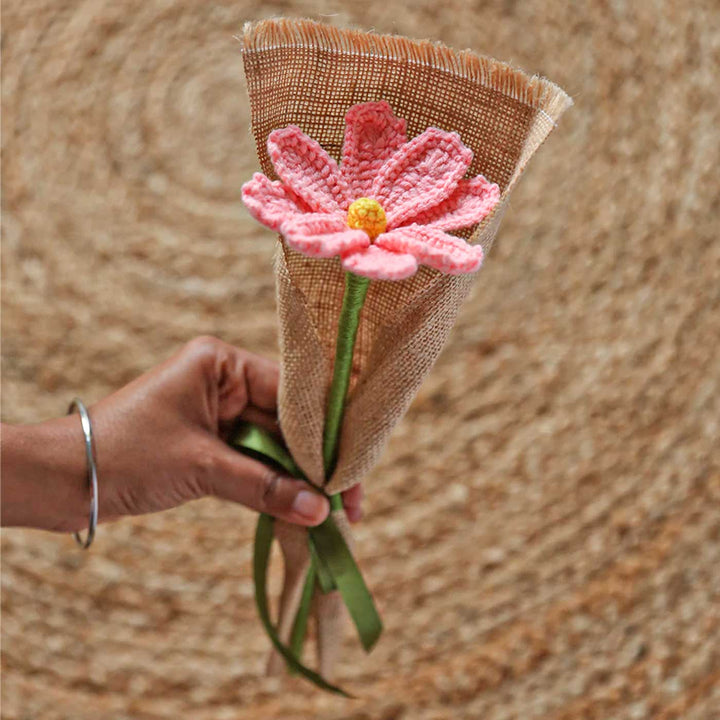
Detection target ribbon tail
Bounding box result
[310,514,383,653]
[253,513,353,697]
[266,519,312,676]
[288,558,316,665]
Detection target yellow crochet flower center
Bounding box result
[346,197,387,241]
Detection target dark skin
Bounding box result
[1,336,362,532]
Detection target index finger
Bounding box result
[242,350,280,413]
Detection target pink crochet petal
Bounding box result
[406,175,501,231]
[372,128,473,229]
[268,126,351,213]
[375,225,483,275]
[280,213,369,259]
[340,101,407,196]
[241,173,308,231]
[341,245,418,281]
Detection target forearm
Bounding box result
[1,417,89,532]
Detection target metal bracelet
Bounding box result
[67,398,98,549]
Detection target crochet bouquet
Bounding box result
[232,19,571,695]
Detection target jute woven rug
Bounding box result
[2,1,718,719]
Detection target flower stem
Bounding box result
[322,271,370,482]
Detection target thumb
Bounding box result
[206,441,329,526]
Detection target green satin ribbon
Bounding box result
[231,270,380,695]
[253,512,349,695]
[230,420,382,696]
[288,556,316,664]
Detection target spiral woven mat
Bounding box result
[2,1,719,718]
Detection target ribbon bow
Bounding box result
[230,421,382,696]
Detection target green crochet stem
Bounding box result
[322,272,370,480]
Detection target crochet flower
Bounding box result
[242,101,500,281]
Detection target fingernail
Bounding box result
[292,490,329,523]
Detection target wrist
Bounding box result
[1,416,89,533]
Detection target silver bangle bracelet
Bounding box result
[67,398,98,549]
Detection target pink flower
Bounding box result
[242,101,500,281]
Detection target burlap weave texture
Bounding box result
[242,19,571,494]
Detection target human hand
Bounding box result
[1,337,363,532]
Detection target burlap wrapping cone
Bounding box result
[242,19,571,494]
[241,18,571,680]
